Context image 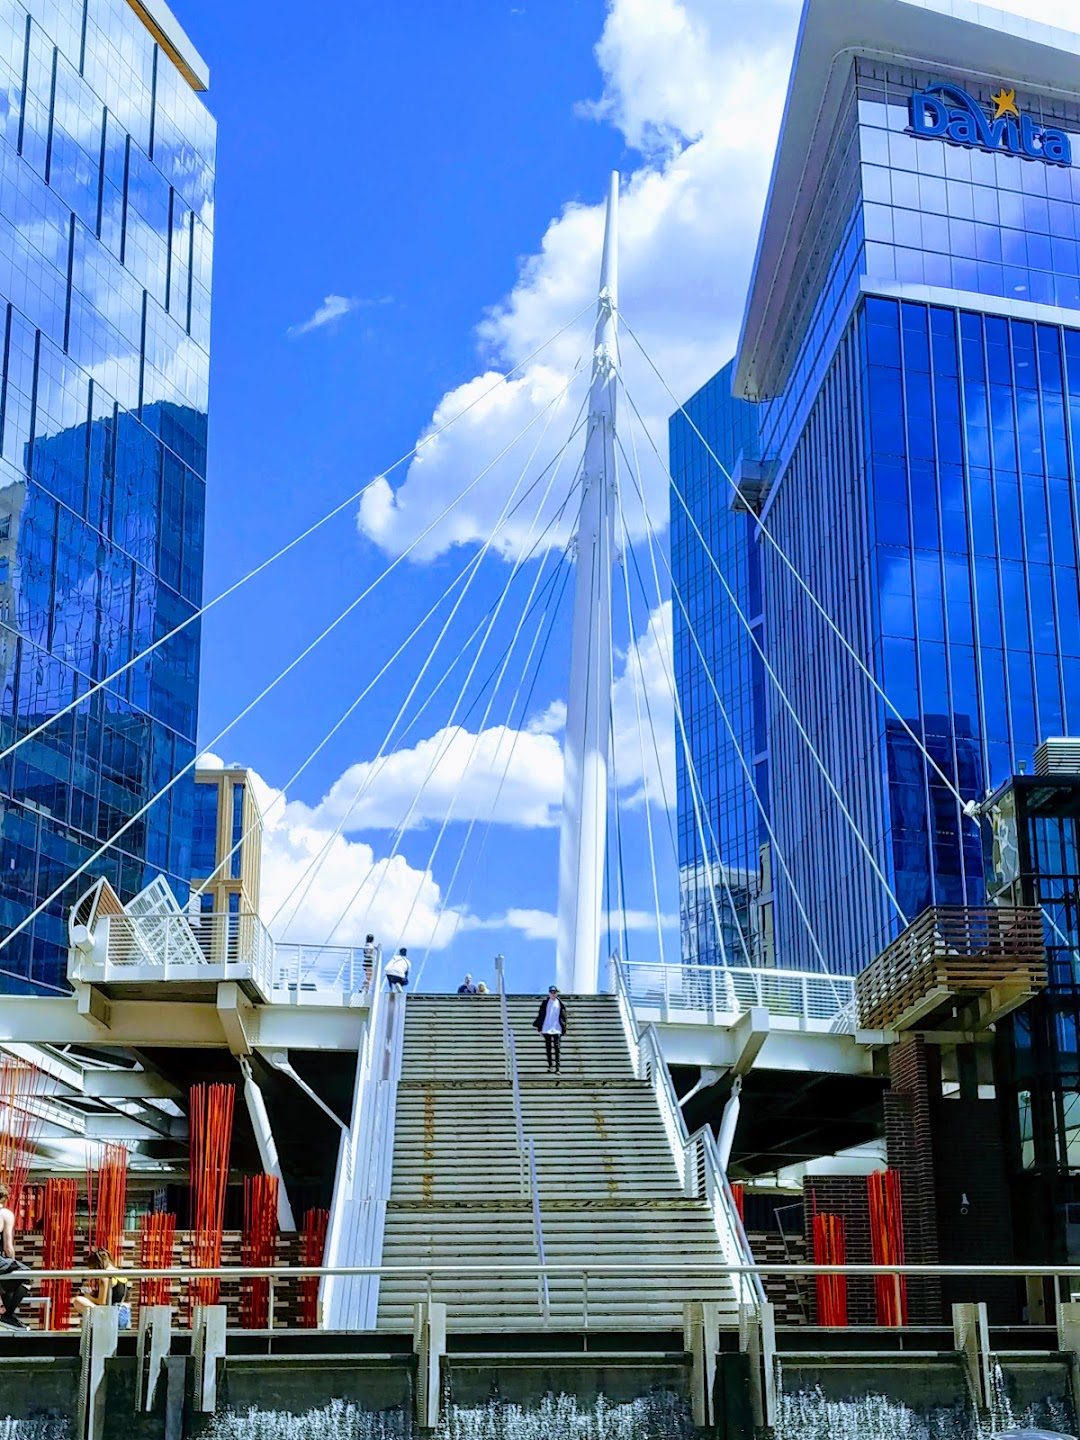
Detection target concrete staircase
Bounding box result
[376,992,740,1331]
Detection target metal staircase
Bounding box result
[375,984,749,1331]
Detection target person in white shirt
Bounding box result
[532,986,568,1073]
[385,948,410,991]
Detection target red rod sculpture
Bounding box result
[868,1168,908,1326]
[241,1174,279,1329]
[41,1178,78,1331]
[139,1211,177,1309]
[299,1208,329,1329]
[812,1210,848,1327]
[188,1082,235,1309]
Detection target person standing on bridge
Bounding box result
[385,948,410,992]
[533,986,568,1073]
[457,973,477,995]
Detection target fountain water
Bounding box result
[202,1392,692,1440]
[775,1370,1076,1440]
[203,1402,413,1440]
[0,1422,71,1440]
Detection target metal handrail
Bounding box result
[25,1259,1080,1281]
[321,961,403,1328]
[495,955,549,1319]
[623,958,855,1024]
[611,951,766,1310]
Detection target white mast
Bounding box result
[556,172,619,996]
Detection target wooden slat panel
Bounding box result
[855,905,1046,1032]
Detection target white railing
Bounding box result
[495,955,550,1321]
[611,953,765,1312]
[321,971,406,1329]
[81,910,276,997]
[70,906,375,1005]
[271,942,376,1002]
[623,959,856,1029]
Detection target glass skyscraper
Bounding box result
[673,0,1080,978]
[0,0,213,993]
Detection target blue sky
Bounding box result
[179,0,1079,993]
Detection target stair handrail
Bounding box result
[610,950,765,1312]
[495,955,527,1175]
[321,963,405,1328]
[495,955,550,1320]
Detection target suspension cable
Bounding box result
[615,460,750,968]
[0,303,595,771]
[273,388,586,938]
[271,482,580,941]
[620,313,978,824]
[618,370,908,926]
[449,553,574,952]
[366,438,585,961]
[620,428,837,984]
[614,476,667,969]
[0,372,581,958]
[409,497,582,988]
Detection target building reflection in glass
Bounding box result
[0,0,214,993]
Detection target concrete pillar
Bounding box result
[684,1300,722,1429]
[740,1299,776,1431]
[135,1305,172,1413]
[413,1300,447,1430]
[192,1305,227,1413]
[953,1301,991,1413]
[78,1303,119,1440]
[1057,1300,1080,1419]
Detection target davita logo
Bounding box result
[907,82,1072,166]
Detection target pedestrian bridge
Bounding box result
[620,958,887,1079]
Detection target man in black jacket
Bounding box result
[532,986,568,1073]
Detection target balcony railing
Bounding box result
[68,906,372,1006]
[855,904,1047,1032]
[622,959,856,1028]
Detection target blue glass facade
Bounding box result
[670,365,769,965]
[0,0,213,993]
[673,56,1080,977]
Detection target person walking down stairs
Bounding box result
[533,985,568,1073]
[385,948,410,991]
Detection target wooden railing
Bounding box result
[856,905,1046,1032]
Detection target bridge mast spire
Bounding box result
[556,171,620,996]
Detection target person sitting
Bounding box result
[74,1248,129,1325]
[0,1183,29,1331]
[457,973,478,995]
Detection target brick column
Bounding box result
[885,1035,942,1323]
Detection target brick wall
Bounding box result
[13,1225,307,1331]
[885,1035,942,1323]
[746,1228,808,1325]
[802,1177,876,1325]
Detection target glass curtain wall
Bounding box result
[0,0,214,993]
[670,363,768,967]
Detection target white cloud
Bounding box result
[286,721,565,834]
[288,294,365,337]
[357,0,1080,567]
[239,594,675,948]
[612,600,676,809]
[356,0,800,562]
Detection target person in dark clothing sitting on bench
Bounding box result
[0,1183,30,1331]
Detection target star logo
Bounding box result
[991,87,1020,120]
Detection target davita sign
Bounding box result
[908,82,1072,166]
